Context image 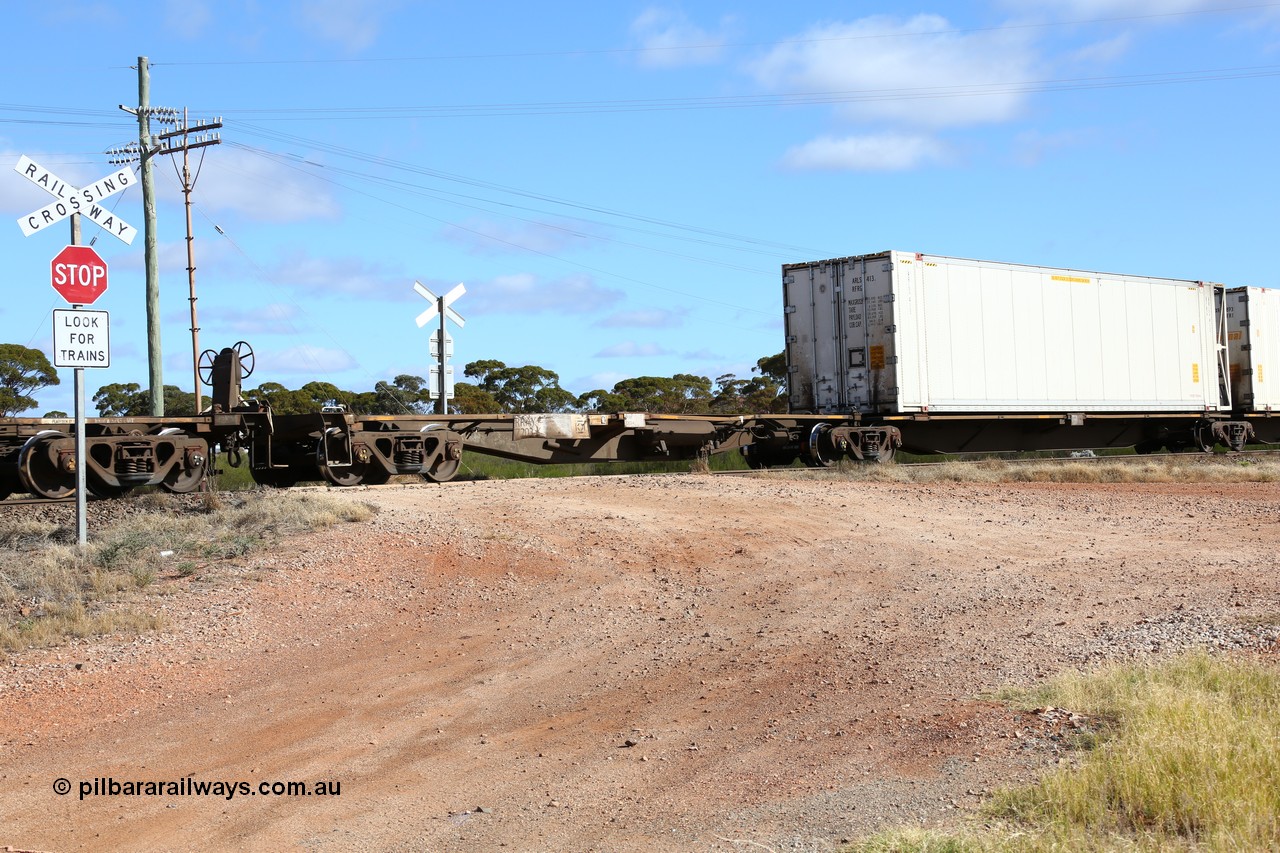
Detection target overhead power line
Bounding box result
[206,63,1280,120]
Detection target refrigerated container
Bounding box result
[783,251,1228,415]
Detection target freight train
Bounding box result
[1,251,1275,500]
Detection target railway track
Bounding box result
[711,448,1280,475]
[894,449,1280,468]
[3,448,1275,504]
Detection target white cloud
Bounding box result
[201,303,302,336]
[595,308,688,328]
[293,0,402,53]
[1067,32,1133,64]
[752,15,1040,128]
[572,371,629,393]
[440,218,592,256]
[595,341,671,358]
[267,344,357,374]
[265,252,404,296]
[1000,0,1242,16]
[177,147,341,223]
[630,8,732,68]
[681,348,724,360]
[466,272,625,315]
[782,133,950,172]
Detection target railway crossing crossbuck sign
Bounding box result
[14,155,138,244]
[51,245,109,305]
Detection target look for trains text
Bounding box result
[57,313,106,363]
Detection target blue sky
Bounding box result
[3,1,1279,415]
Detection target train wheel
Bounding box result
[874,443,897,464]
[423,456,461,483]
[251,467,298,488]
[316,440,375,487]
[161,459,209,494]
[801,423,837,468]
[361,465,392,486]
[317,460,367,487]
[1192,424,1216,454]
[18,433,75,499]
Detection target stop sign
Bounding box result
[50,245,108,305]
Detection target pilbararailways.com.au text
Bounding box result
[57,776,342,801]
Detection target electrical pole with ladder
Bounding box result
[111,56,222,415]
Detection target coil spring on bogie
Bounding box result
[118,456,152,475]
[395,448,424,466]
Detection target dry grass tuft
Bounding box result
[845,651,1280,852]
[790,456,1280,485]
[0,491,375,655]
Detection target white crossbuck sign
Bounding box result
[14,155,138,244]
[413,281,466,329]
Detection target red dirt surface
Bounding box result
[1,474,1277,852]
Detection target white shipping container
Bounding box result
[783,251,1227,415]
[1225,286,1280,411]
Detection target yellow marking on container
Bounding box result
[1228,330,1243,341]
[1260,364,1265,383]
[1192,363,1200,383]
[869,345,886,370]
[1052,274,1091,284]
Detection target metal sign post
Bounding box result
[413,282,466,414]
[14,152,136,542]
[52,306,111,545]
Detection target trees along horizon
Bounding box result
[0,344,60,417]
[0,344,787,418]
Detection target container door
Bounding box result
[841,258,870,410]
[1224,289,1250,407]
[782,266,817,412]
[813,262,846,411]
[784,262,845,413]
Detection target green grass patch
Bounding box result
[450,449,751,480]
[845,652,1280,852]
[0,491,375,655]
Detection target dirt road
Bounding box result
[1,474,1277,852]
